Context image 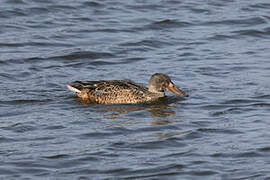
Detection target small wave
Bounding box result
[0,99,52,105]
[221,99,260,105]
[251,94,270,99]
[82,1,105,8]
[1,50,117,66]
[232,28,270,38]
[52,51,115,60]
[248,3,270,10]
[48,4,77,11]
[28,7,49,14]
[6,0,26,4]
[197,128,242,134]
[125,4,164,11]
[76,131,122,140]
[249,103,270,107]
[119,164,186,179]
[210,151,263,158]
[204,17,267,27]
[143,19,192,31]
[190,7,210,14]
[211,107,246,116]
[0,136,17,143]
[208,34,234,41]
[258,146,270,152]
[0,9,27,18]
[1,123,38,133]
[44,154,70,159]
[119,39,173,49]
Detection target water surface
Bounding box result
[1,0,270,179]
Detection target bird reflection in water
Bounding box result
[76,96,190,142]
[77,96,184,120]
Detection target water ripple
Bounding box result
[233,28,270,38]
[144,19,192,30]
[204,17,267,26]
[1,0,270,179]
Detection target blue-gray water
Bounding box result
[1,0,270,179]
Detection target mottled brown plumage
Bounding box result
[67,73,188,104]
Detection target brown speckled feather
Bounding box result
[67,80,161,104]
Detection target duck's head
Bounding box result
[148,73,188,97]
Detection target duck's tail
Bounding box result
[67,81,100,93]
[67,83,81,93]
[67,81,83,93]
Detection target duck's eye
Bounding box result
[162,82,168,88]
[156,79,163,83]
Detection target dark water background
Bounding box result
[1,0,270,179]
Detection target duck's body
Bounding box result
[67,73,188,104]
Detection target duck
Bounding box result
[67,73,188,104]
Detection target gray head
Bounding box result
[148,73,188,97]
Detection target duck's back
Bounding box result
[67,80,154,104]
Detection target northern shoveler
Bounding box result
[67,73,188,104]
